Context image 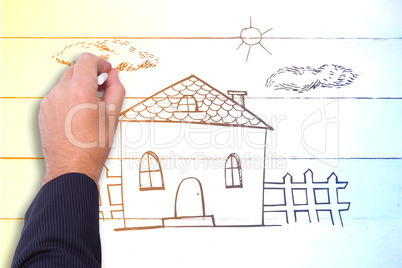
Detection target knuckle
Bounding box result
[73,75,98,90]
[78,52,96,62]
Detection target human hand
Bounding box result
[39,53,125,185]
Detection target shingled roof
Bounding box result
[120,75,273,130]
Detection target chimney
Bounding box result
[227,90,248,107]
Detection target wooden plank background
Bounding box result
[2,0,402,267]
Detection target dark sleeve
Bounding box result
[11,173,101,268]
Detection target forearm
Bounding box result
[12,53,125,267]
[12,173,101,268]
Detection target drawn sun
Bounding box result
[237,17,273,62]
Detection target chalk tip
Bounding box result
[97,72,108,85]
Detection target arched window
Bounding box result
[224,153,243,188]
[177,95,198,112]
[139,151,164,191]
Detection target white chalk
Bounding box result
[97,72,108,85]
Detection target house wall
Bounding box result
[98,159,123,220]
[120,121,268,226]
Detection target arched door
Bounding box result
[174,178,206,217]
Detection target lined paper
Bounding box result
[2,0,401,267]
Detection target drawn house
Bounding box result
[98,75,274,231]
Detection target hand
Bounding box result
[39,53,125,185]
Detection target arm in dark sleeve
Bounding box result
[12,173,101,268]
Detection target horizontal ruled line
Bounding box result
[2,157,402,160]
[2,36,402,40]
[4,217,399,222]
[282,157,402,160]
[1,217,120,221]
[1,97,44,99]
[1,157,44,160]
[1,96,145,100]
[2,36,240,40]
[2,96,402,100]
[246,97,402,100]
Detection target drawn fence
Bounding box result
[263,169,350,226]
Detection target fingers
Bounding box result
[63,53,124,116]
[72,53,112,91]
[102,68,125,116]
[59,65,75,83]
[74,52,112,77]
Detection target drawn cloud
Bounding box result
[266,64,358,93]
[52,39,159,72]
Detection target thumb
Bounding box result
[102,68,126,117]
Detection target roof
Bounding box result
[120,75,273,130]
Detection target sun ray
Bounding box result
[237,42,244,50]
[246,47,251,62]
[262,28,273,35]
[259,43,272,55]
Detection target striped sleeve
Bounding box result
[12,173,101,268]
